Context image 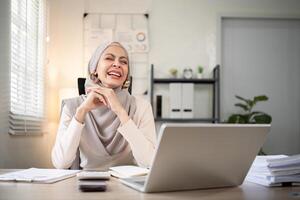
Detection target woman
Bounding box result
[51,41,156,170]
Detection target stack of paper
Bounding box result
[109,165,149,179]
[0,168,79,183]
[245,155,300,186]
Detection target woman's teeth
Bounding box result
[107,71,121,77]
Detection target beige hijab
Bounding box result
[76,41,136,156]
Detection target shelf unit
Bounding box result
[150,64,220,123]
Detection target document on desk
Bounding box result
[245,155,300,186]
[0,168,80,183]
[109,165,149,179]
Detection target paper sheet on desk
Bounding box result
[109,165,149,179]
[0,168,80,183]
[245,155,300,187]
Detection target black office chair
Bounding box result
[77,76,133,95]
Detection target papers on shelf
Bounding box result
[245,155,300,187]
[109,165,149,179]
[0,168,80,183]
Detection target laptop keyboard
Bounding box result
[133,180,145,186]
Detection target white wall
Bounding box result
[1,0,300,168]
[0,0,55,168]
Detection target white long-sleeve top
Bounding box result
[51,96,156,170]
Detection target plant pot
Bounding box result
[170,74,177,78]
[197,73,203,79]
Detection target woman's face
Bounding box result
[96,45,129,88]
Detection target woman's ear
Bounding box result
[90,72,98,82]
[122,79,130,89]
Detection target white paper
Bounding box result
[0,168,79,183]
[245,155,300,187]
[109,165,149,179]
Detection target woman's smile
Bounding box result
[107,68,123,79]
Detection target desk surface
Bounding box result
[0,169,299,200]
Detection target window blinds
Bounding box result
[10,0,45,135]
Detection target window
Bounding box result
[10,0,45,135]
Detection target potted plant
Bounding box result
[197,65,204,79]
[169,68,178,78]
[226,95,272,155]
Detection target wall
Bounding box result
[149,0,300,154]
[0,0,55,168]
[0,0,10,168]
[1,0,300,168]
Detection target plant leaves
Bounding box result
[249,111,263,122]
[227,114,248,123]
[235,95,254,108]
[248,100,255,108]
[227,94,271,124]
[254,95,268,103]
[253,113,272,124]
[227,115,240,123]
[234,103,249,111]
[235,95,250,103]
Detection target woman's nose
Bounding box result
[112,62,120,68]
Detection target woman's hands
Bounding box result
[75,86,130,124]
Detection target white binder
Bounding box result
[169,83,182,118]
[181,83,194,118]
[162,95,170,118]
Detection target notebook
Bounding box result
[0,168,80,183]
[109,165,149,179]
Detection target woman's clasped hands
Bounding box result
[84,86,123,113]
[75,86,129,125]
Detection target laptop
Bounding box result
[120,123,270,193]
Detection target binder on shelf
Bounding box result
[162,95,170,118]
[169,83,194,119]
[181,83,194,118]
[150,64,220,122]
[169,83,182,118]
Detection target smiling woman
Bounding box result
[51,41,156,170]
[87,42,130,90]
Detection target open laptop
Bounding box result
[120,123,270,193]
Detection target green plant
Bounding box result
[227,95,272,155]
[227,95,272,124]
[169,68,178,77]
[197,65,203,74]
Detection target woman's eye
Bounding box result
[105,57,113,61]
[120,60,128,65]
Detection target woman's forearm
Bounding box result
[52,106,85,169]
[75,106,88,123]
[115,108,130,125]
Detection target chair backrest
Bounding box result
[78,78,86,95]
[77,76,133,95]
